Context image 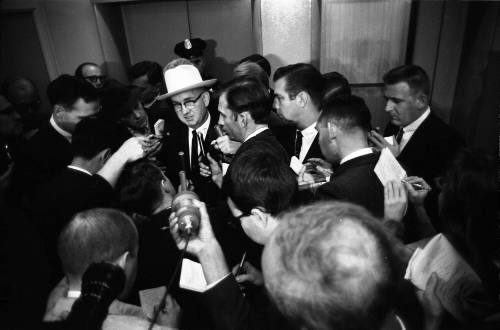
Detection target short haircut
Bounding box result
[264,201,400,330]
[318,94,372,132]
[383,64,430,96]
[47,74,98,108]
[273,63,325,107]
[218,77,271,124]
[322,71,351,103]
[71,117,120,159]
[58,208,138,278]
[239,54,271,77]
[75,62,100,79]
[233,61,269,89]
[128,61,163,86]
[98,83,141,123]
[116,160,165,216]
[222,148,297,216]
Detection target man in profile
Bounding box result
[262,201,405,330]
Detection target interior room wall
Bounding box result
[121,0,255,82]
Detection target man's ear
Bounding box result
[296,91,308,107]
[53,104,66,120]
[238,111,249,127]
[250,207,269,227]
[327,121,339,140]
[202,91,210,107]
[415,92,428,110]
[115,251,130,269]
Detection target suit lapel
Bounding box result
[398,113,433,160]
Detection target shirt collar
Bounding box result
[66,290,81,298]
[301,121,317,137]
[189,112,211,138]
[340,147,373,165]
[244,126,269,142]
[67,165,92,176]
[50,115,72,143]
[403,107,430,133]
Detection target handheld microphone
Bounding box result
[173,151,201,237]
[214,125,232,164]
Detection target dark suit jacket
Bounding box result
[232,128,289,165]
[384,112,464,185]
[273,124,323,162]
[316,152,384,218]
[29,168,114,288]
[14,122,72,198]
[159,114,221,204]
[201,274,291,330]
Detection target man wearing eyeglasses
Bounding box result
[157,59,220,204]
[74,62,106,89]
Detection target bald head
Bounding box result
[262,202,399,330]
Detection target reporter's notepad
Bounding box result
[179,259,207,292]
[374,147,406,186]
[405,234,483,322]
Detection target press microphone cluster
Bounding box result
[172,151,201,238]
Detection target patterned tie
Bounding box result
[395,128,404,144]
[191,130,199,171]
[295,130,302,158]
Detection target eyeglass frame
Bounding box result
[171,91,205,113]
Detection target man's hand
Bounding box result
[305,158,333,177]
[154,295,181,329]
[212,135,241,155]
[369,130,400,157]
[199,153,223,188]
[402,176,431,207]
[169,199,217,257]
[384,180,408,222]
[232,261,264,287]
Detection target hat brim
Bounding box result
[157,79,217,101]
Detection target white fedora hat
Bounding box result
[157,64,217,100]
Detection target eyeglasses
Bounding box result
[172,92,204,112]
[84,75,106,83]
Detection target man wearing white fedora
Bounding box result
[157,59,221,204]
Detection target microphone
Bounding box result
[214,125,232,163]
[172,151,200,237]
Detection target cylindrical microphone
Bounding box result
[214,124,224,138]
[173,150,200,237]
[214,124,232,164]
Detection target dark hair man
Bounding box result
[262,201,403,330]
[170,149,297,330]
[315,95,384,217]
[14,75,100,195]
[272,63,325,164]
[75,62,106,89]
[200,77,288,188]
[369,64,464,188]
[239,54,271,77]
[322,71,351,104]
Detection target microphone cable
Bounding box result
[147,239,189,330]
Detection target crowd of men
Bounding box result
[1,37,498,330]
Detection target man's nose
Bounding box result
[272,98,279,110]
[218,116,224,127]
[385,100,394,112]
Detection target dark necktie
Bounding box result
[295,130,302,158]
[191,130,199,171]
[395,128,404,144]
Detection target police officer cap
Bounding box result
[174,38,206,59]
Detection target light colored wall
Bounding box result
[121,0,255,82]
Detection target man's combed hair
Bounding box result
[71,117,120,159]
[264,202,400,330]
[128,61,163,86]
[319,94,372,132]
[58,208,138,278]
[222,148,297,216]
[219,77,271,124]
[383,64,430,96]
[116,160,166,216]
[273,63,325,107]
[47,74,98,107]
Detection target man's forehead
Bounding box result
[171,89,203,102]
[384,81,413,96]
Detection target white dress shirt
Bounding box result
[340,147,373,165]
[244,126,269,142]
[298,122,318,162]
[50,115,72,143]
[188,113,211,160]
[398,107,430,151]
